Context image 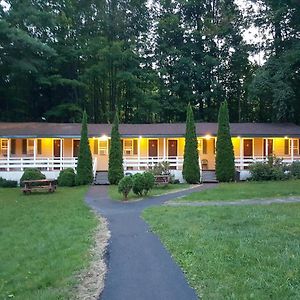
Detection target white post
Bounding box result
[291,139,294,162]
[33,139,37,166]
[138,138,141,171]
[265,138,268,160]
[163,138,166,160]
[7,139,10,171]
[240,138,244,170]
[60,139,63,170]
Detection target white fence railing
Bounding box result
[235,156,300,169]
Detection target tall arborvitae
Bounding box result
[216,101,235,182]
[182,103,200,183]
[75,111,93,185]
[108,111,124,184]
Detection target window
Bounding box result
[1,139,8,156]
[291,139,299,156]
[123,139,133,156]
[99,140,108,155]
[197,139,202,153]
[27,139,35,155]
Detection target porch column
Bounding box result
[163,138,166,160]
[265,138,268,159]
[7,139,10,171]
[138,137,141,171]
[33,139,37,166]
[239,138,244,170]
[291,138,294,162]
[60,138,63,170]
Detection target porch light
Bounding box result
[205,134,211,140]
[99,135,108,141]
[237,136,241,139]
[139,136,142,139]
[284,136,288,139]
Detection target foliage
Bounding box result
[249,157,288,181]
[75,111,93,185]
[0,177,18,188]
[143,172,155,195]
[57,168,76,187]
[118,176,133,200]
[216,101,235,182]
[108,112,124,184]
[143,203,300,299]
[149,162,170,176]
[0,187,97,299]
[289,161,300,179]
[182,104,200,184]
[20,168,46,186]
[132,173,145,196]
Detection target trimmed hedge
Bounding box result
[132,172,155,196]
[0,177,17,188]
[20,168,46,186]
[118,176,133,200]
[58,168,76,186]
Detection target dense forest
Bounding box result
[0,0,299,124]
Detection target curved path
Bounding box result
[85,184,216,300]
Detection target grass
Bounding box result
[143,204,300,299]
[180,180,300,202]
[0,187,98,300]
[108,183,190,201]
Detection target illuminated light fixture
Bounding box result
[284,136,288,139]
[99,135,108,141]
[237,136,241,139]
[139,136,143,139]
[205,134,211,140]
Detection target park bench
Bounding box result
[22,179,57,194]
[154,175,170,186]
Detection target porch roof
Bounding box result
[0,122,300,138]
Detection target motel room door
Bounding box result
[53,139,62,157]
[148,139,158,157]
[243,139,253,157]
[168,140,178,157]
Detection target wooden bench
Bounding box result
[154,175,170,186]
[22,179,57,194]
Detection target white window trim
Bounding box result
[27,139,35,156]
[123,139,134,156]
[290,139,299,156]
[197,138,203,154]
[263,138,274,156]
[1,139,8,156]
[99,139,108,156]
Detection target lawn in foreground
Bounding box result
[180,179,300,202]
[108,183,190,200]
[0,187,97,300]
[143,204,300,299]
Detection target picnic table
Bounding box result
[154,175,170,186]
[22,179,57,194]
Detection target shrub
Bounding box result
[58,168,76,186]
[108,112,124,184]
[76,111,93,185]
[249,157,287,181]
[150,162,170,176]
[20,168,46,186]
[118,176,133,200]
[289,161,300,178]
[182,103,200,183]
[143,172,155,195]
[216,101,235,182]
[0,177,17,188]
[132,173,145,196]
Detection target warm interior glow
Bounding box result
[139,136,143,139]
[284,136,288,139]
[205,134,211,140]
[237,136,241,139]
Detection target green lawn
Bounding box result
[0,187,98,300]
[180,180,300,202]
[108,183,190,201]
[143,204,300,299]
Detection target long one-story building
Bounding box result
[0,122,300,182]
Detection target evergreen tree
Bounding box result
[108,111,124,184]
[216,101,235,182]
[75,111,93,185]
[182,104,200,183]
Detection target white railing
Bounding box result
[0,157,78,171]
[235,156,300,169]
[123,156,185,171]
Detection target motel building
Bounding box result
[0,122,300,183]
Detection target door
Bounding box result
[168,140,178,157]
[53,139,61,157]
[73,139,80,157]
[243,139,253,157]
[148,139,158,157]
[263,139,273,156]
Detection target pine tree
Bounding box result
[182,103,200,183]
[216,101,235,182]
[108,111,124,184]
[75,111,93,185]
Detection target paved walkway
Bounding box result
[85,184,215,300]
[166,197,300,207]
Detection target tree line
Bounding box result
[0,0,299,124]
